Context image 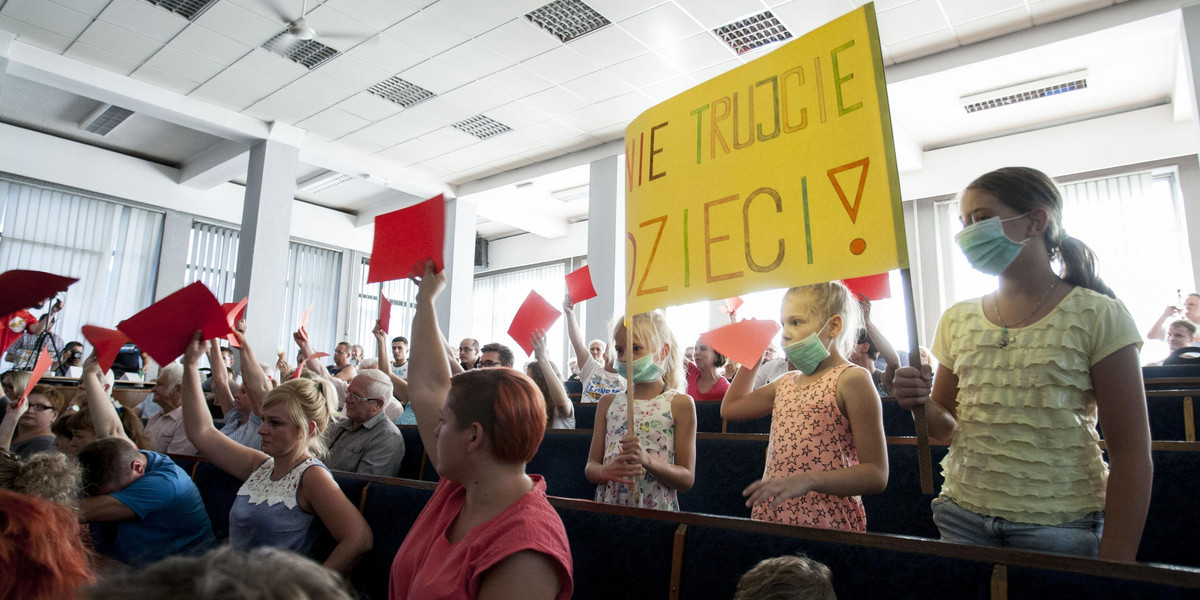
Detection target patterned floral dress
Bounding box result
[595,389,680,511]
[751,364,867,530]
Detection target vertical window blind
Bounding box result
[354,256,418,358]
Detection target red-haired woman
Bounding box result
[0,488,93,599]
[389,261,573,600]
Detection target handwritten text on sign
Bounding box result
[623,5,907,315]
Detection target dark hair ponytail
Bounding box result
[967,166,1115,298]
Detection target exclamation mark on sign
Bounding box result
[827,158,871,255]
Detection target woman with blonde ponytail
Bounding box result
[892,167,1151,561]
[180,333,371,576]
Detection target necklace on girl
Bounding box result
[993,279,1059,349]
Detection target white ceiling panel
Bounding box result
[131,64,201,96]
[317,54,394,90]
[483,100,552,129]
[423,0,512,37]
[347,34,428,75]
[188,83,257,112]
[304,4,379,48]
[954,8,1034,46]
[77,21,163,63]
[3,0,91,38]
[49,0,109,15]
[244,88,326,123]
[378,108,442,141]
[688,58,741,85]
[887,28,961,63]
[619,2,702,50]
[877,0,952,45]
[323,0,419,31]
[587,0,667,22]
[383,11,470,56]
[520,46,599,85]
[234,50,310,86]
[1030,0,1114,26]
[593,90,652,122]
[376,138,433,167]
[336,91,405,122]
[298,107,371,140]
[416,126,481,157]
[770,1,858,38]
[97,0,189,43]
[285,73,357,106]
[521,86,589,117]
[656,33,735,73]
[674,0,769,29]
[437,40,516,80]
[941,0,1027,24]
[439,80,515,115]
[476,19,561,63]
[514,117,584,144]
[399,58,474,94]
[560,69,634,104]
[479,64,555,98]
[193,1,286,48]
[0,16,71,52]
[338,122,410,154]
[144,46,227,84]
[606,51,683,90]
[169,25,255,65]
[643,74,699,103]
[558,104,617,132]
[63,42,140,75]
[565,24,649,68]
[205,67,281,103]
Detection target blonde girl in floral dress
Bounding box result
[584,311,697,510]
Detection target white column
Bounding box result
[440,196,477,340]
[586,155,625,341]
[234,123,302,356]
[1179,4,1200,289]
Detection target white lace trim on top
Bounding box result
[238,456,317,510]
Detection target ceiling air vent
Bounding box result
[80,104,134,136]
[552,185,588,204]
[452,115,512,140]
[714,11,792,55]
[960,70,1089,114]
[298,172,356,194]
[142,0,218,21]
[368,77,436,108]
[526,0,611,43]
[261,33,340,70]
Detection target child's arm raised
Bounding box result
[743,367,888,507]
[720,360,778,421]
[584,394,643,486]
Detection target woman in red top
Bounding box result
[390,261,572,600]
[686,339,731,401]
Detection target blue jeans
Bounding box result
[931,497,1103,557]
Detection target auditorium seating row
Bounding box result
[391,427,1200,568]
[170,454,1200,600]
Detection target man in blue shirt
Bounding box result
[77,438,215,566]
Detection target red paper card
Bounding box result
[21,348,53,400]
[292,351,330,380]
[299,302,314,330]
[367,194,445,284]
[379,293,392,332]
[0,270,78,317]
[507,291,562,355]
[222,298,248,348]
[719,296,744,314]
[565,266,598,303]
[81,325,131,373]
[117,282,233,367]
[843,272,891,301]
[700,319,781,369]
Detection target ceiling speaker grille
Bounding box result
[81,105,134,136]
[452,115,512,140]
[261,33,341,70]
[714,11,792,55]
[526,0,611,43]
[142,0,218,21]
[368,77,437,108]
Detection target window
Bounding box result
[353,256,418,359]
[185,221,239,302]
[278,241,342,356]
[0,177,162,363]
[473,261,569,370]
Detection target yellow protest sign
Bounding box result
[623,4,906,315]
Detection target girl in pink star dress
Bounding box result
[722,282,889,530]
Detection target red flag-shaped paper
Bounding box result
[292,352,329,380]
[222,298,248,348]
[117,282,233,367]
[81,325,131,373]
[20,348,53,400]
[0,270,78,317]
[700,319,781,369]
[565,266,598,303]
[379,293,392,333]
[719,296,744,314]
[507,291,561,355]
[843,272,891,301]
[367,194,445,284]
[299,302,314,330]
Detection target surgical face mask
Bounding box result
[783,319,833,375]
[616,353,666,383]
[954,214,1029,276]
